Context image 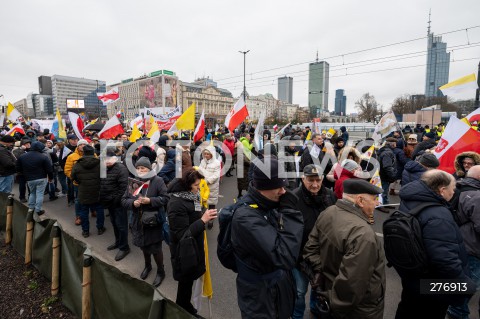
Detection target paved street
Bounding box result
[18,174,479,319]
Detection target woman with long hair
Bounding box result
[167,168,217,318]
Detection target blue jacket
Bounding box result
[401,161,425,186]
[392,148,410,180]
[158,149,176,184]
[398,180,475,303]
[16,141,53,181]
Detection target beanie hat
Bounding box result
[77,139,89,146]
[135,156,152,170]
[417,153,440,168]
[83,145,95,156]
[0,135,15,143]
[424,132,435,139]
[252,158,288,190]
[138,145,157,163]
[106,149,117,157]
[341,159,359,172]
[157,135,169,147]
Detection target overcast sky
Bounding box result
[1,0,479,115]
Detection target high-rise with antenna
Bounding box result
[425,10,450,97]
[309,52,329,116]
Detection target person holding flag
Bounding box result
[167,167,217,318]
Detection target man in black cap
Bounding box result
[304,179,386,319]
[100,149,130,260]
[0,135,18,194]
[231,157,304,319]
[71,145,106,238]
[412,131,437,160]
[292,164,336,319]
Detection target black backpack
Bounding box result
[449,185,477,226]
[217,198,251,272]
[383,202,442,275]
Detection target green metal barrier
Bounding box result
[0,193,194,319]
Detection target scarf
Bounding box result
[173,191,200,203]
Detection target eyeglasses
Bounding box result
[463,161,475,166]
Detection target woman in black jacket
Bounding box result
[167,168,217,318]
[121,157,169,287]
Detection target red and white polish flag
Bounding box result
[97,87,120,105]
[68,112,85,139]
[193,109,205,143]
[466,107,480,123]
[98,115,125,139]
[6,123,25,136]
[434,116,480,173]
[225,96,249,132]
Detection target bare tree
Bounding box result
[355,93,379,122]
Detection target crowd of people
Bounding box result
[0,119,479,319]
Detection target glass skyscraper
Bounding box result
[425,33,450,97]
[334,89,347,116]
[308,60,329,116]
[278,76,293,104]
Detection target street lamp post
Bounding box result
[239,50,250,100]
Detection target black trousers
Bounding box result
[395,288,449,319]
[176,279,196,315]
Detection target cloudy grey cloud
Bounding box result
[1,0,479,115]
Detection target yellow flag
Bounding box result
[461,117,471,127]
[202,231,213,298]
[56,109,67,139]
[176,103,196,130]
[199,179,210,208]
[306,131,312,140]
[90,117,99,125]
[361,144,375,160]
[129,123,142,142]
[147,115,159,138]
[7,102,22,122]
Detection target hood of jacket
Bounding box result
[403,160,426,175]
[30,141,45,152]
[76,156,99,169]
[399,179,447,210]
[454,151,480,178]
[166,149,176,161]
[457,176,480,190]
[377,144,394,157]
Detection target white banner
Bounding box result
[31,119,55,132]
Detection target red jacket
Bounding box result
[222,139,235,157]
[333,167,359,199]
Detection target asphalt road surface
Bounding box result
[16,174,479,319]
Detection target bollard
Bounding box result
[25,210,34,265]
[5,194,13,245]
[82,254,93,319]
[51,224,61,296]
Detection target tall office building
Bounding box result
[38,76,52,95]
[308,57,329,116]
[51,75,106,116]
[278,76,293,104]
[334,89,347,116]
[425,25,450,97]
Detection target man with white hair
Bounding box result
[303,179,386,319]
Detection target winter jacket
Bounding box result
[293,183,336,265]
[392,147,411,180]
[239,137,253,160]
[99,162,129,208]
[0,144,17,177]
[453,151,480,180]
[283,147,298,189]
[232,186,304,319]
[401,160,426,186]
[16,142,53,181]
[197,146,221,205]
[59,144,75,170]
[71,156,101,205]
[411,138,436,160]
[333,167,359,199]
[452,177,480,258]
[299,143,334,175]
[166,179,205,281]
[122,175,169,248]
[339,126,349,143]
[222,138,235,157]
[303,199,386,319]
[158,149,177,185]
[176,143,192,173]
[64,148,83,180]
[397,180,475,305]
[377,145,397,183]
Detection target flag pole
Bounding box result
[208,298,212,319]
